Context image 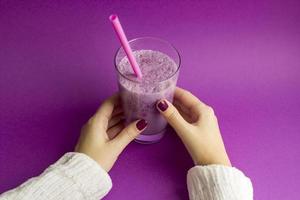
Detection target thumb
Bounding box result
[112,119,147,152]
[156,99,190,135]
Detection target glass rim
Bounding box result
[114,36,181,83]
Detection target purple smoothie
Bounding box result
[117,50,179,143]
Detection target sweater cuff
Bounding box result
[45,152,112,199]
[187,165,253,200]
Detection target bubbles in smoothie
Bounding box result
[117,50,178,93]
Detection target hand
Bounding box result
[156,87,231,166]
[75,94,148,172]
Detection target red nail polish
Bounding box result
[136,119,147,131]
[157,100,168,111]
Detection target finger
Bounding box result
[108,113,124,129]
[156,99,191,136]
[96,94,120,117]
[111,119,147,152]
[107,121,125,139]
[93,94,120,126]
[174,99,199,123]
[111,105,123,117]
[173,99,190,114]
[174,87,206,111]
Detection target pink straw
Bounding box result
[109,14,142,78]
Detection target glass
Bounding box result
[114,37,181,143]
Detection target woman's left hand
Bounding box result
[75,94,147,172]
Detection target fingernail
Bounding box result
[157,100,168,112]
[136,119,148,131]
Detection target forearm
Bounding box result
[0,153,112,200]
[187,165,253,200]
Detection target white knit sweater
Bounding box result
[0,153,253,200]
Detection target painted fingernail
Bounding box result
[136,119,148,131]
[157,100,168,111]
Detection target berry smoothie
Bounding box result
[116,50,179,143]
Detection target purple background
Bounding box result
[1,0,299,199]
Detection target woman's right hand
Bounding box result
[156,87,231,166]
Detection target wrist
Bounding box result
[195,155,232,167]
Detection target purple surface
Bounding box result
[0,0,299,199]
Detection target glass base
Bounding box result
[134,129,166,144]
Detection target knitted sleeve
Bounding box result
[0,152,112,200]
[187,165,253,200]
